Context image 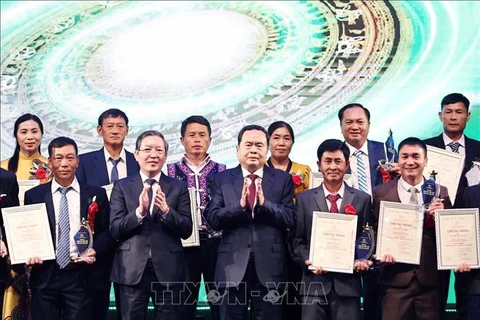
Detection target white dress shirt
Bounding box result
[442,133,466,157]
[103,147,127,183]
[51,177,81,258]
[241,166,264,216]
[397,177,424,205]
[322,183,345,211]
[346,141,373,196]
[135,171,162,222]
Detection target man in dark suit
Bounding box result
[76,108,139,187]
[339,103,399,320]
[459,184,480,320]
[76,108,139,319]
[423,93,480,319]
[0,168,20,308]
[205,124,295,320]
[373,137,452,320]
[291,139,373,320]
[24,137,111,320]
[110,130,192,320]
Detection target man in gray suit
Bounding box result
[291,139,374,320]
[110,130,192,320]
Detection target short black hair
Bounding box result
[398,137,427,156]
[267,121,295,143]
[337,103,371,122]
[180,115,212,138]
[48,137,78,157]
[135,130,169,153]
[237,125,268,146]
[441,93,470,112]
[317,139,350,162]
[98,108,129,126]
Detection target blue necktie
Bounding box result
[354,150,369,193]
[447,142,460,153]
[110,158,120,183]
[57,187,71,269]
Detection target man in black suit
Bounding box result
[423,93,480,319]
[76,108,139,319]
[24,137,111,320]
[205,124,296,320]
[291,139,373,320]
[110,130,192,320]
[0,168,20,308]
[459,184,480,320]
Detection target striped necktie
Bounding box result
[354,150,368,193]
[57,187,71,269]
[447,142,460,153]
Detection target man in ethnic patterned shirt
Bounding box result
[167,116,226,320]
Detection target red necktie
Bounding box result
[326,194,341,213]
[248,174,257,211]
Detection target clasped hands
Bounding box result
[240,177,264,209]
[305,259,372,275]
[138,184,169,216]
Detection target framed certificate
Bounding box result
[2,203,55,264]
[310,172,352,189]
[376,201,424,265]
[423,145,465,204]
[309,211,358,274]
[435,208,480,270]
[17,180,40,206]
[101,183,114,200]
[182,188,200,247]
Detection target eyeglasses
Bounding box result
[138,148,166,156]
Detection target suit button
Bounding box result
[145,244,150,248]
[247,244,251,248]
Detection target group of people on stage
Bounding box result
[0,92,479,320]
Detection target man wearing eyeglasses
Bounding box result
[110,130,192,320]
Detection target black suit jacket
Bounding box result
[0,168,20,283]
[109,173,192,286]
[291,183,373,297]
[462,184,480,295]
[373,179,452,287]
[423,134,480,206]
[205,165,295,287]
[24,181,111,290]
[76,147,139,186]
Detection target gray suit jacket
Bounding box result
[291,183,373,297]
[109,173,192,286]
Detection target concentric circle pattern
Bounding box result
[1,1,479,166]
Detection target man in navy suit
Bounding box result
[76,108,139,319]
[291,139,373,320]
[338,103,399,320]
[0,168,20,308]
[24,137,111,320]
[423,93,480,319]
[76,108,139,187]
[110,130,192,320]
[205,125,296,320]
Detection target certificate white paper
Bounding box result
[423,145,465,204]
[17,180,40,206]
[101,183,114,201]
[310,172,352,189]
[435,208,480,270]
[182,188,200,247]
[309,211,358,274]
[376,201,424,265]
[2,203,55,264]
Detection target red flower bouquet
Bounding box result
[88,196,99,234]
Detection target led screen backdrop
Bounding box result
[1,1,479,169]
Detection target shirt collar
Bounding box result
[398,176,424,193]
[322,182,345,199]
[345,140,369,157]
[51,176,80,194]
[182,154,211,171]
[103,147,126,163]
[442,133,465,148]
[139,170,161,184]
[241,166,264,179]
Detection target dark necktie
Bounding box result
[248,174,257,212]
[146,179,156,215]
[326,194,341,213]
[447,142,460,153]
[57,187,71,268]
[110,158,120,183]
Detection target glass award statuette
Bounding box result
[356,222,374,261]
[385,129,395,163]
[422,171,440,208]
[74,218,93,257]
